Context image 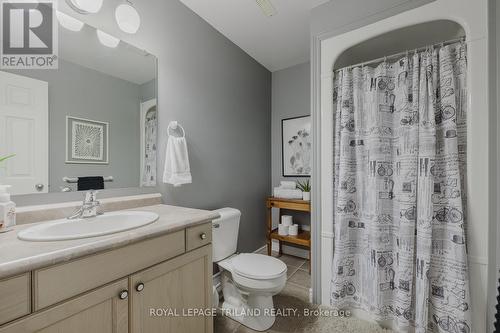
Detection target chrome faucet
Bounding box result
[67,190,102,219]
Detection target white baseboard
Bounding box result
[254,245,267,254]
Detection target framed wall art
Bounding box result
[66,116,109,164]
[282,115,311,177]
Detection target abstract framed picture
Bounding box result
[281,115,311,177]
[66,116,109,164]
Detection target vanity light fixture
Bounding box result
[56,11,84,32]
[96,30,120,48]
[115,1,141,34]
[66,0,103,14]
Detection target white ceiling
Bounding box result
[178,0,330,72]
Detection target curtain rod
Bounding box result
[334,36,466,72]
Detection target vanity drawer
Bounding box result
[186,222,212,252]
[33,230,185,310]
[0,273,30,326]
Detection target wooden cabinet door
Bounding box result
[0,279,128,333]
[130,245,213,333]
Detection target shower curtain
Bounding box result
[330,42,470,333]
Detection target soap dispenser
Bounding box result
[0,185,16,229]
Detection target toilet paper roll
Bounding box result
[278,224,289,236]
[281,215,293,226]
[288,224,299,236]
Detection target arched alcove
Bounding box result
[334,20,465,70]
[315,2,491,332]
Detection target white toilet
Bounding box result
[212,208,287,331]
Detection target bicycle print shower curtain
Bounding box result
[330,42,471,333]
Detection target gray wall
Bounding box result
[17,0,272,253]
[9,59,143,192]
[146,1,271,253]
[140,79,156,102]
[271,62,310,235]
[489,0,499,331]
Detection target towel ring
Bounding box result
[167,121,185,137]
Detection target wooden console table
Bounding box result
[266,197,311,273]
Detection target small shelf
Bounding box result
[269,229,310,247]
[267,197,310,212]
[266,196,311,273]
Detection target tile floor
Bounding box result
[214,251,392,333]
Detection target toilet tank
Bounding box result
[212,208,241,262]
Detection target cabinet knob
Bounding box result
[136,282,145,292]
[35,184,44,191]
[119,290,128,300]
[200,233,207,240]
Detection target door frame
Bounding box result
[139,98,157,187]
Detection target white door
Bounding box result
[0,71,48,195]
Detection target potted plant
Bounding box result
[297,179,311,201]
[0,154,15,164]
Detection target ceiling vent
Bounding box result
[255,0,277,17]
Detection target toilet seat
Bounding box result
[232,253,286,280]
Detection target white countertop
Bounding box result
[0,204,219,280]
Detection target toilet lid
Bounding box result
[232,254,287,280]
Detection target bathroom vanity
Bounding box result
[0,203,217,333]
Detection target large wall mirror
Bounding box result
[0,12,157,196]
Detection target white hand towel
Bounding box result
[273,188,303,199]
[280,181,297,189]
[162,136,192,187]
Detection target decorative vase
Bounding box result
[302,192,310,201]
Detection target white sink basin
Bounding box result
[18,211,159,242]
